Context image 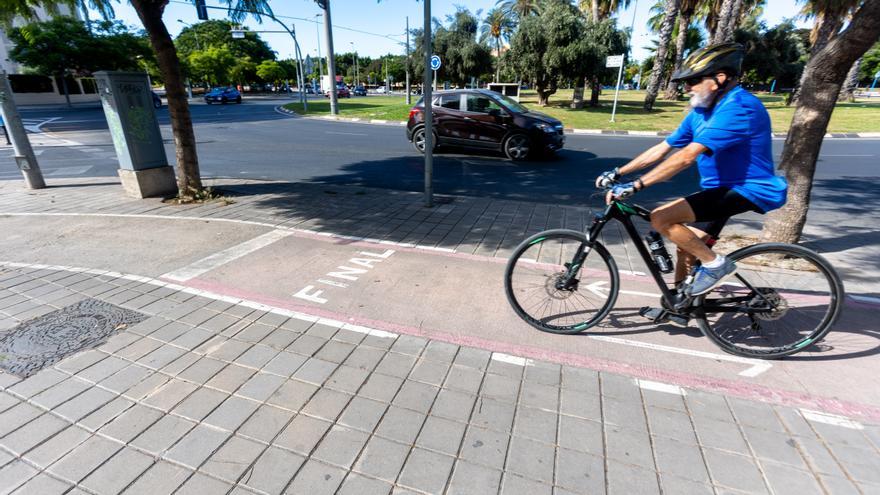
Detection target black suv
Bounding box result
[406,89,564,160]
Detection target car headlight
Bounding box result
[537,123,555,133]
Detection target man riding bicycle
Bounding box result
[595,42,788,326]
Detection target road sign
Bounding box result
[606,55,624,68]
[231,30,245,39]
[195,0,208,20]
[430,55,441,71]
[875,70,880,79]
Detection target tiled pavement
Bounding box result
[0,263,878,495]
[0,178,878,494]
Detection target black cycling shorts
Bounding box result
[684,187,762,239]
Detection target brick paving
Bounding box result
[0,178,878,494]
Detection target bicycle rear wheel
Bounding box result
[504,229,619,334]
[693,243,844,359]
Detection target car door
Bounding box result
[462,93,508,148]
[432,93,467,144]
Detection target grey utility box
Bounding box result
[95,71,176,198]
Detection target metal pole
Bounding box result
[423,0,433,207]
[291,25,307,111]
[322,2,339,114]
[609,62,625,123]
[406,16,411,105]
[315,14,323,93]
[0,72,45,189]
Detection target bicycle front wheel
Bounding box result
[693,243,844,359]
[504,229,619,334]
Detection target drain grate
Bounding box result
[0,298,147,378]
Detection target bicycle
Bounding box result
[503,185,845,359]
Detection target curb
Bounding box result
[274,105,880,138]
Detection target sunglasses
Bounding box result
[683,76,707,86]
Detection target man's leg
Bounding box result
[650,198,716,264]
[674,226,713,283]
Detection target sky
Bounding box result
[90,0,810,64]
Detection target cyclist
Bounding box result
[595,42,787,325]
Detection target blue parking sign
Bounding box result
[430,55,441,71]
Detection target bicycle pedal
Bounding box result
[639,307,668,324]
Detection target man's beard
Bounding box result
[689,89,716,108]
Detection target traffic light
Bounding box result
[195,0,208,20]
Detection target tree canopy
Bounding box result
[8,16,153,77]
[175,19,275,63]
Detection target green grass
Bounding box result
[283,90,880,133]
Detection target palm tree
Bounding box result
[762,0,880,244]
[2,0,271,198]
[663,0,700,99]
[643,0,680,111]
[570,0,631,108]
[497,0,542,19]
[481,8,515,82]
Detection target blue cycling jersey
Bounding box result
[665,85,787,213]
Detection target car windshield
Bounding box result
[487,92,528,113]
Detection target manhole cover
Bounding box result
[0,299,146,378]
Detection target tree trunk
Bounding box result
[130,0,202,197]
[664,12,691,100]
[591,0,599,22]
[59,74,72,108]
[712,0,738,44]
[495,37,501,82]
[838,57,862,102]
[762,0,880,244]
[644,0,680,111]
[571,76,585,109]
[589,76,601,107]
[790,13,845,106]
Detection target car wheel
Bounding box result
[504,133,531,161]
[154,100,161,109]
[221,98,228,104]
[206,100,212,105]
[412,127,437,154]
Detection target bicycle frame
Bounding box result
[562,200,680,308]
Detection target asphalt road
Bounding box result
[5,96,879,225]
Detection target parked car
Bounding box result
[353,85,367,96]
[375,86,388,94]
[406,89,564,161]
[205,87,242,104]
[326,86,351,98]
[151,91,162,109]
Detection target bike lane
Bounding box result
[174,229,880,420]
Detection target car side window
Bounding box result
[439,94,461,110]
[465,95,502,114]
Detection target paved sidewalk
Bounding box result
[1,262,878,495]
[0,177,878,494]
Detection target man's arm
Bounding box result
[638,142,707,188]
[618,141,674,176]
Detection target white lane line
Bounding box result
[161,229,292,282]
[800,409,864,430]
[821,154,873,157]
[589,334,772,377]
[44,166,93,176]
[325,131,368,136]
[636,379,685,395]
[849,294,880,304]
[491,352,534,367]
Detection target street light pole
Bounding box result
[0,71,45,189]
[315,14,323,92]
[423,0,433,207]
[317,0,339,115]
[406,16,411,105]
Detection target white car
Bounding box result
[375,86,388,94]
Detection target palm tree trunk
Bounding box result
[130,0,202,197]
[712,0,737,43]
[496,37,501,82]
[644,0,680,111]
[591,0,599,22]
[762,0,880,244]
[838,57,862,102]
[664,12,691,100]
